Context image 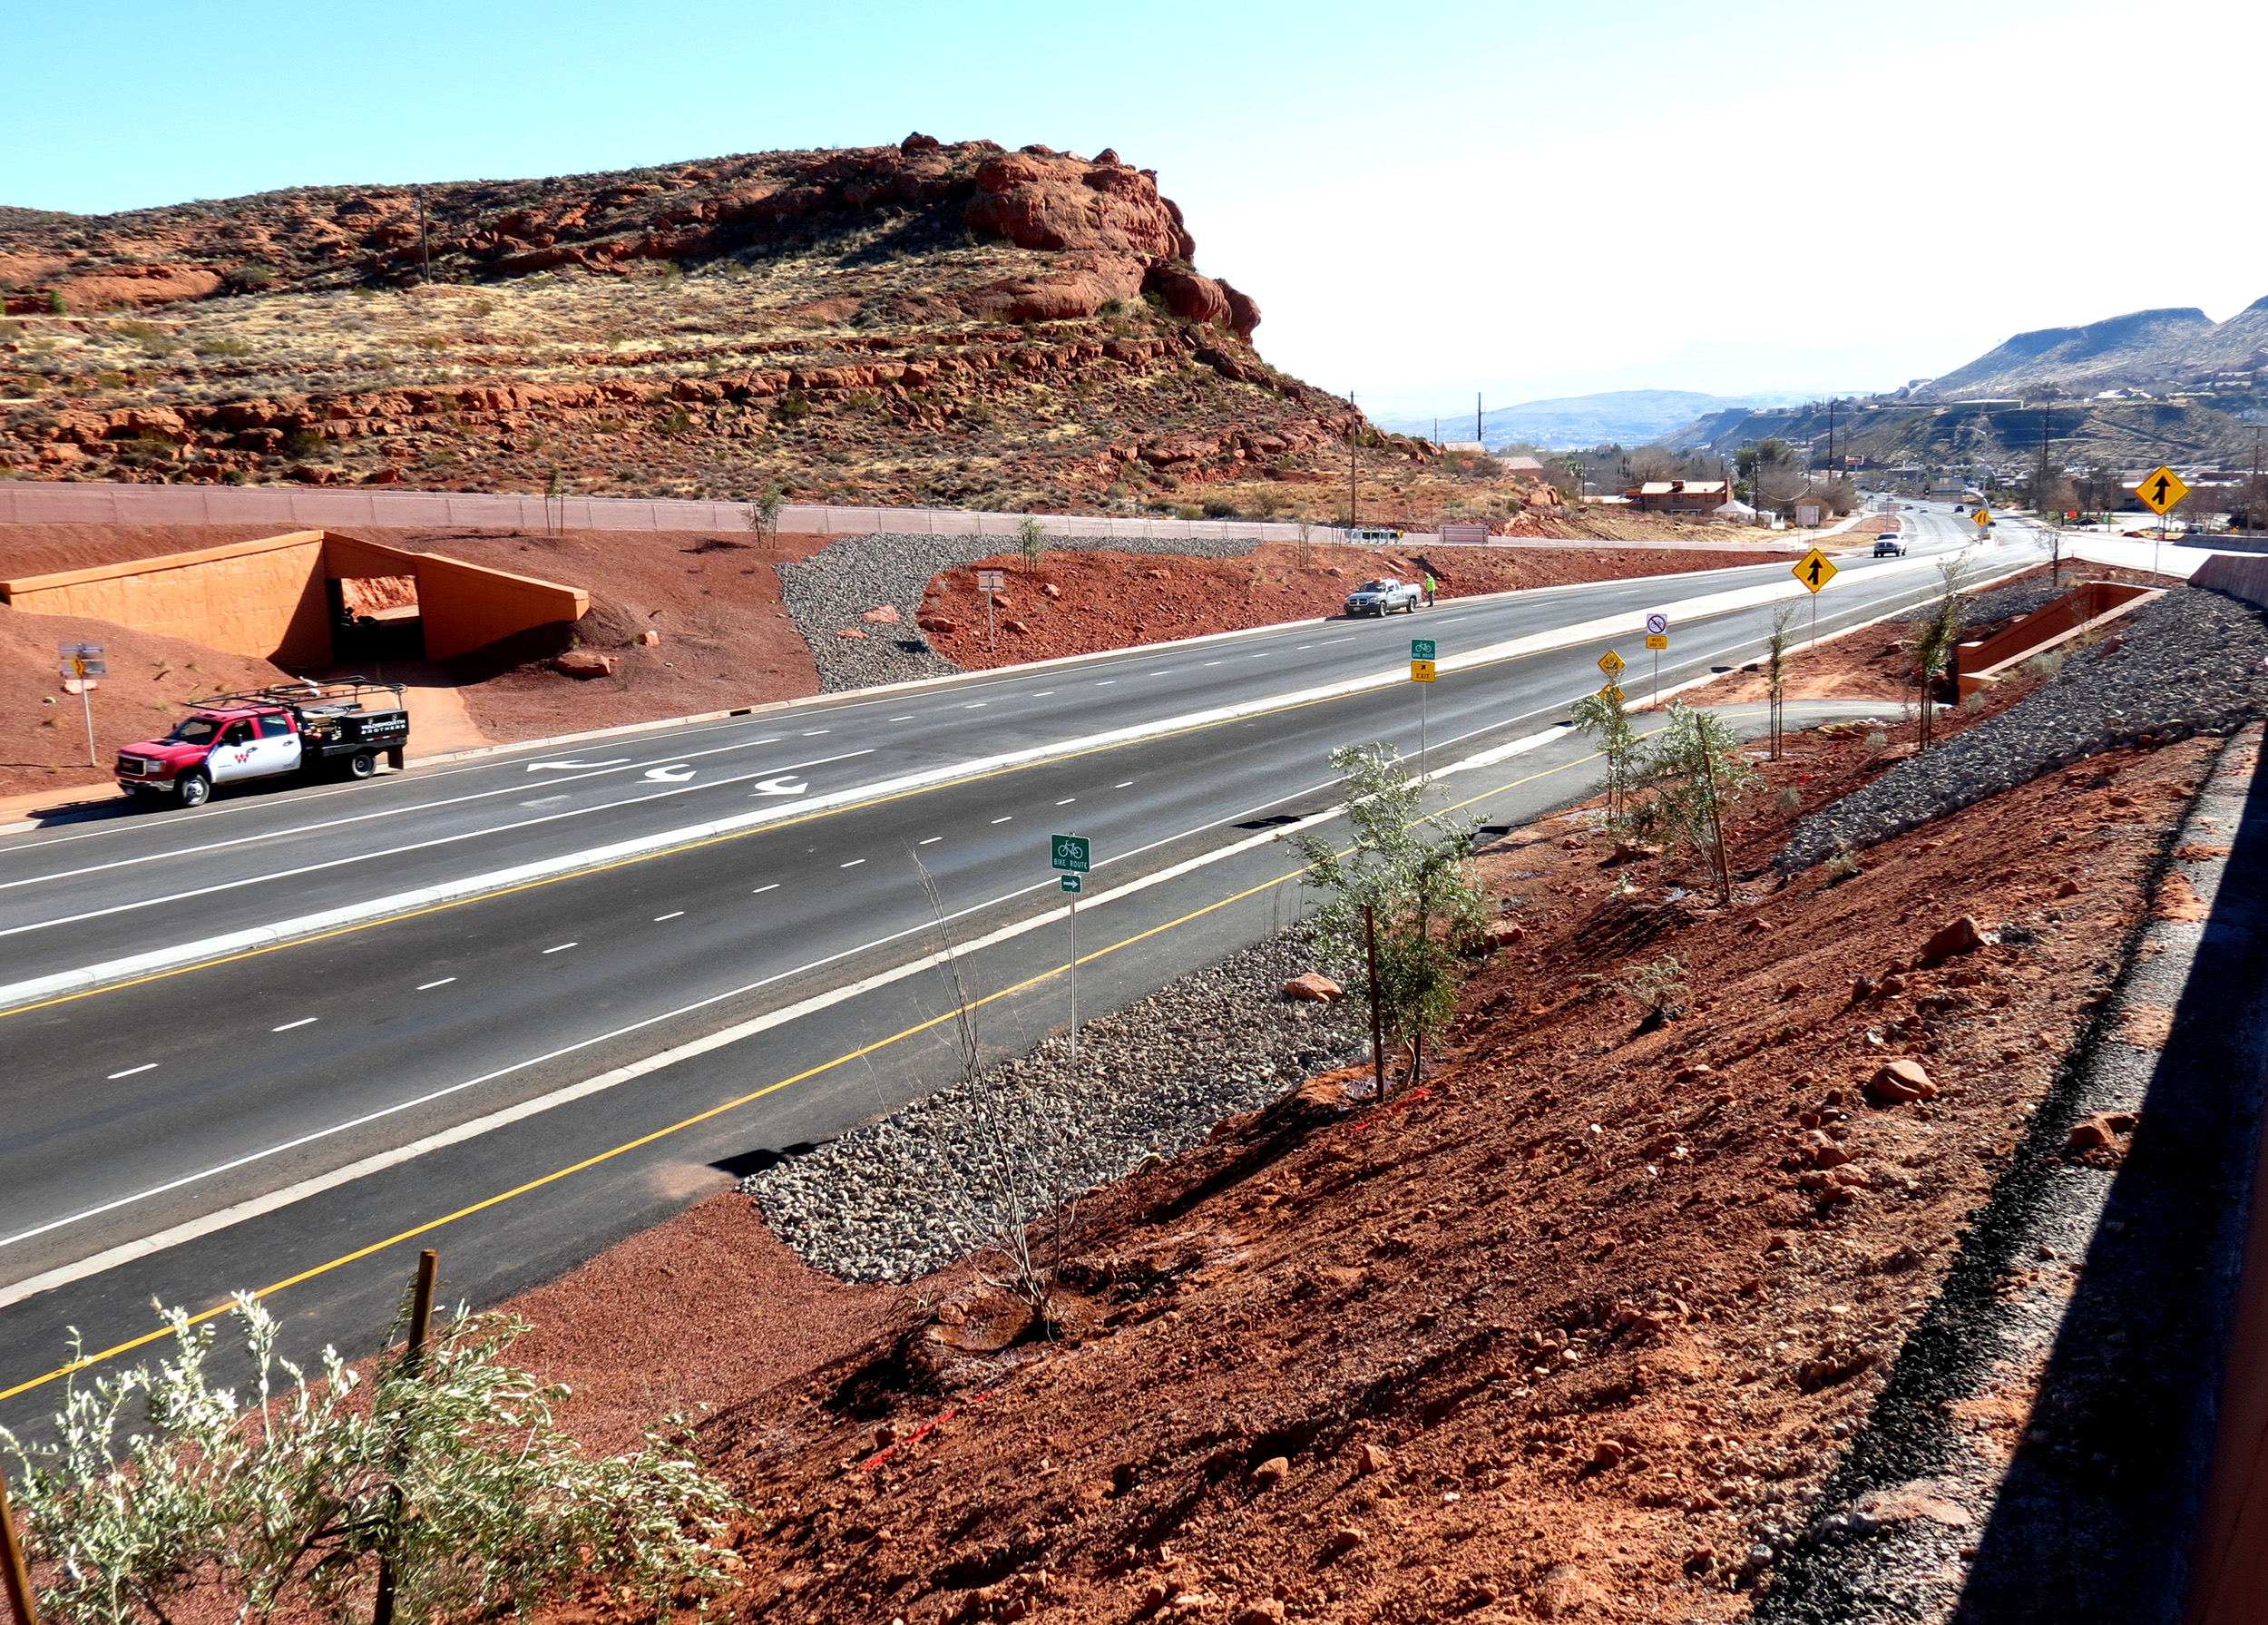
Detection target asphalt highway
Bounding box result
[0,504,2030,1424]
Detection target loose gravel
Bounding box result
[776,529,1268,691]
[743,928,1360,1283]
[1776,585,2268,871]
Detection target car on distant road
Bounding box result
[1872,534,1906,557]
[1344,577,1422,616]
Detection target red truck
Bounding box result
[114,680,410,808]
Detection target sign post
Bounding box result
[1643,613,1669,708]
[975,569,1005,652]
[2135,465,2188,580]
[58,642,104,767]
[1051,834,1090,1061]
[1410,639,1435,782]
[1790,549,1836,662]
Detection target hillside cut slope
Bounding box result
[0,136,1393,514]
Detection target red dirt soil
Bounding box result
[916,543,1796,671]
[493,686,2212,1624]
[0,522,823,798]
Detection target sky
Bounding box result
[7,0,2265,417]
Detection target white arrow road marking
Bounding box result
[524,759,632,771]
[640,764,698,783]
[748,776,808,797]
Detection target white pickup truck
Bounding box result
[1344,577,1423,617]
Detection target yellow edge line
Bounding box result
[0,745,1597,1405]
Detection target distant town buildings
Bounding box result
[1626,478,1731,515]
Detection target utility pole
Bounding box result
[1347,392,1358,533]
[1475,390,1482,449]
[415,188,432,285]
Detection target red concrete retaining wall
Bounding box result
[0,527,587,665]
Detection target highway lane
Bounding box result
[0,529,1989,984]
[0,694,1886,1434]
[0,512,2031,1422]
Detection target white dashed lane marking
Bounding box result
[1115,781,1133,788]
[888,715,914,721]
[108,1063,156,1080]
[750,884,779,895]
[1031,690,1054,697]
[919,837,943,845]
[270,1018,317,1033]
[653,911,685,922]
[416,978,456,990]
[801,729,829,736]
[1056,798,1076,805]
[840,858,866,868]
[992,817,1012,824]
[542,943,579,954]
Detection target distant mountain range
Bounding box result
[1373,388,1812,450]
[1921,298,2268,399]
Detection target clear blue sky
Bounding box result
[9,0,2264,411]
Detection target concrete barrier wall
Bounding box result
[0,478,1318,544]
[2190,553,2268,611]
[0,529,333,663]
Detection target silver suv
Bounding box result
[1344,577,1422,616]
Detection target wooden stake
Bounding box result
[372,1249,437,1625]
[1364,904,1386,1098]
[1,1460,38,1625]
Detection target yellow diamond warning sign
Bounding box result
[2136,465,2189,515]
[1793,548,1837,593]
[1598,650,1626,676]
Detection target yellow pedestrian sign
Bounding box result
[2136,465,2188,515]
[1598,650,1625,676]
[1793,548,1837,593]
[1643,633,1668,651]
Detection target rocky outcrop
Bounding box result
[0,137,1258,341]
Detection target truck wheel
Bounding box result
[347,751,377,780]
[176,772,211,809]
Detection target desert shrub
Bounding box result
[193,336,253,357]
[1300,743,1489,1084]
[1587,954,1687,1021]
[0,1297,736,1625]
[1201,499,1236,518]
[279,428,325,458]
[1018,514,1044,568]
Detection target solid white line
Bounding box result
[0,729,828,894]
[542,943,578,954]
[270,1017,317,1032]
[416,978,455,990]
[652,912,685,922]
[0,550,1983,1014]
[107,1063,155,1080]
[0,749,875,949]
[0,720,1588,1307]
